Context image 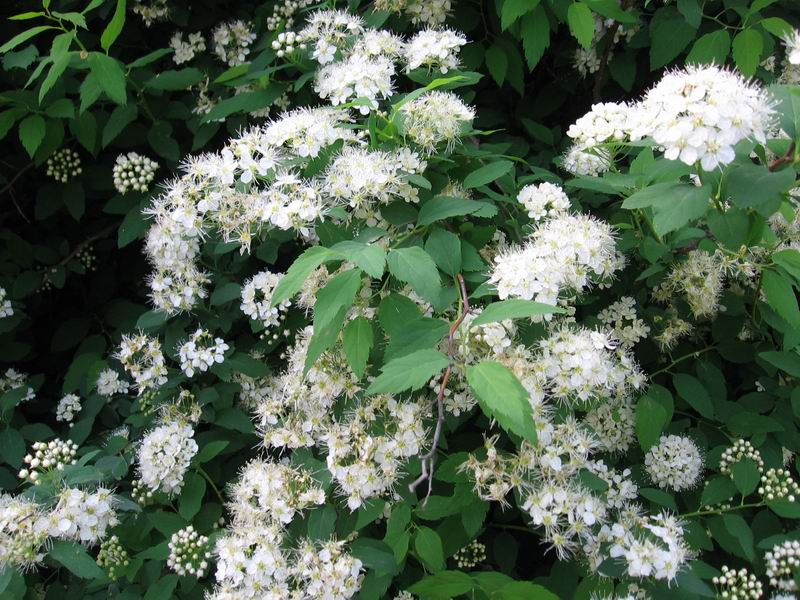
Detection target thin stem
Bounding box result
[679,501,764,519]
[650,346,716,377]
[409,273,470,502]
[198,466,226,505]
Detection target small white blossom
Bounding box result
[645,435,703,491]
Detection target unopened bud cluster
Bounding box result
[113,152,158,193]
[712,565,763,599]
[19,439,78,484]
[759,468,800,502]
[765,540,800,592]
[46,148,82,182]
[271,31,307,57]
[167,525,211,577]
[97,535,130,580]
[453,540,486,569]
[719,439,764,476]
[267,0,315,30]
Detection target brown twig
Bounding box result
[409,273,471,502]
[592,0,635,102]
[0,162,35,198]
[768,142,795,172]
[58,222,119,266]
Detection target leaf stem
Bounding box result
[197,466,226,505]
[650,346,716,377]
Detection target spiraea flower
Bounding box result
[403,28,467,73]
[136,420,198,497]
[113,152,158,193]
[132,0,168,26]
[0,286,13,318]
[516,182,571,222]
[653,250,725,319]
[628,65,774,170]
[292,539,364,599]
[208,526,289,598]
[167,525,211,577]
[47,487,118,544]
[260,106,358,158]
[645,435,703,491]
[567,102,631,148]
[229,459,325,527]
[784,30,800,65]
[766,540,800,592]
[597,296,650,348]
[712,565,763,600]
[585,397,636,453]
[96,368,130,397]
[759,468,800,502]
[46,148,82,182]
[489,212,622,308]
[170,31,206,65]
[298,9,365,64]
[241,269,291,331]
[116,333,168,394]
[178,328,229,377]
[399,91,474,154]
[0,368,35,402]
[212,20,256,66]
[375,0,451,26]
[562,143,612,176]
[315,53,395,113]
[0,494,49,571]
[719,439,764,475]
[97,535,130,580]
[55,393,82,425]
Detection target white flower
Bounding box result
[0,494,49,570]
[0,368,35,402]
[241,270,291,330]
[136,421,198,497]
[116,333,168,394]
[516,182,571,221]
[48,487,118,545]
[403,28,467,73]
[178,328,229,377]
[167,525,211,577]
[46,148,82,182]
[96,369,131,397]
[399,91,474,154]
[784,30,800,65]
[644,435,703,491]
[170,31,206,65]
[261,106,359,158]
[766,540,800,592]
[315,54,395,114]
[567,102,630,147]
[0,286,11,318]
[212,20,256,66]
[56,394,82,424]
[597,296,650,348]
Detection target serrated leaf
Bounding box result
[178,472,206,520]
[673,373,714,419]
[271,246,337,307]
[18,114,45,157]
[762,270,800,327]
[387,247,442,307]
[330,241,385,278]
[471,298,563,326]
[425,228,462,276]
[466,361,537,444]
[567,2,594,50]
[730,459,760,497]
[409,571,474,600]
[366,349,448,395]
[343,317,373,379]
[145,68,204,91]
[732,29,762,77]
[651,184,711,235]
[417,196,493,226]
[485,44,508,86]
[635,394,668,451]
[0,26,56,54]
[100,0,126,51]
[686,30,730,65]
[87,52,127,105]
[501,0,540,29]
[520,7,550,70]
[414,527,445,573]
[49,540,105,578]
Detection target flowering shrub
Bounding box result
[2,1,800,600]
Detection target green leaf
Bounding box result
[759,16,793,39]
[49,540,105,578]
[312,268,361,334]
[466,361,538,444]
[583,0,638,23]
[652,185,711,235]
[367,349,448,395]
[384,318,449,362]
[343,317,373,379]
[0,26,56,54]
[18,114,45,157]
[502,0,540,29]
[773,249,800,283]
[379,293,423,336]
[143,575,179,600]
[417,196,494,226]
[225,354,269,378]
[425,229,462,276]
[485,44,508,86]
[700,476,737,507]
[147,121,179,162]
[635,394,668,451]
[463,160,514,189]
[0,428,25,468]
[100,0,126,51]
[39,52,71,104]
[307,505,337,540]
[414,526,445,573]
[409,571,474,600]
[707,207,748,249]
[271,246,336,307]
[727,163,795,216]
[730,459,760,497]
[732,28,762,77]
[45,98,74,119]
[673,373,714,419]
[330,241,386,278]
[762,270,800,327]
[520,6,550,70]
[387,247,442,307]
[87,52,127,105]
[686,30,731,65]
[759,350,800,377]
[567,2,594,50]
[79,72,102,113]
[201,86,287,123]
[471,299,563,327]
[649,7,697,70]
[195,440,229,463]
[721,514,754,561]
[350,538,397,575]
[497,581,560,600]
[639,487,678,512]
[145,68,204,91]
[178,471,206,520]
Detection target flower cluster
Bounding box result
[402,28,466,73]
[167,525,211,577]
[653,250,726,319]
[766,540,800,592]
[45,148,82,182]
[0,368,34,402]
[644,435,704,491]
[96,368,130,397]
[454,540,486,568]
[517,182,571,222]
[240,269,290,332]
[0,286,12,318]
[55,393,82,424]
[47,487,117,544]
[0,494,49,570]
[375,0,451,26]
[178,328,229,377]
[170,31,206,64]
[116,333,168,394]
[719,439,764,475]
[97,535,130,580]
[597,297,650,348]
[759,468,800,501]
[19,438,78,484]
[399,91,474,154]
[212,20,256,66]
[135,420,198,497]
[490,208,622,308]
[113,152,158,194]
[712,565,763,600]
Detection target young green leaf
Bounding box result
[100,0,127,51]
[471,299,563,327]
[387,247,442,307]
[87,52,127,105]
[463,159,514,189]
[567,2,595,50]
[366,349,449,395]
[343,317,373,379]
